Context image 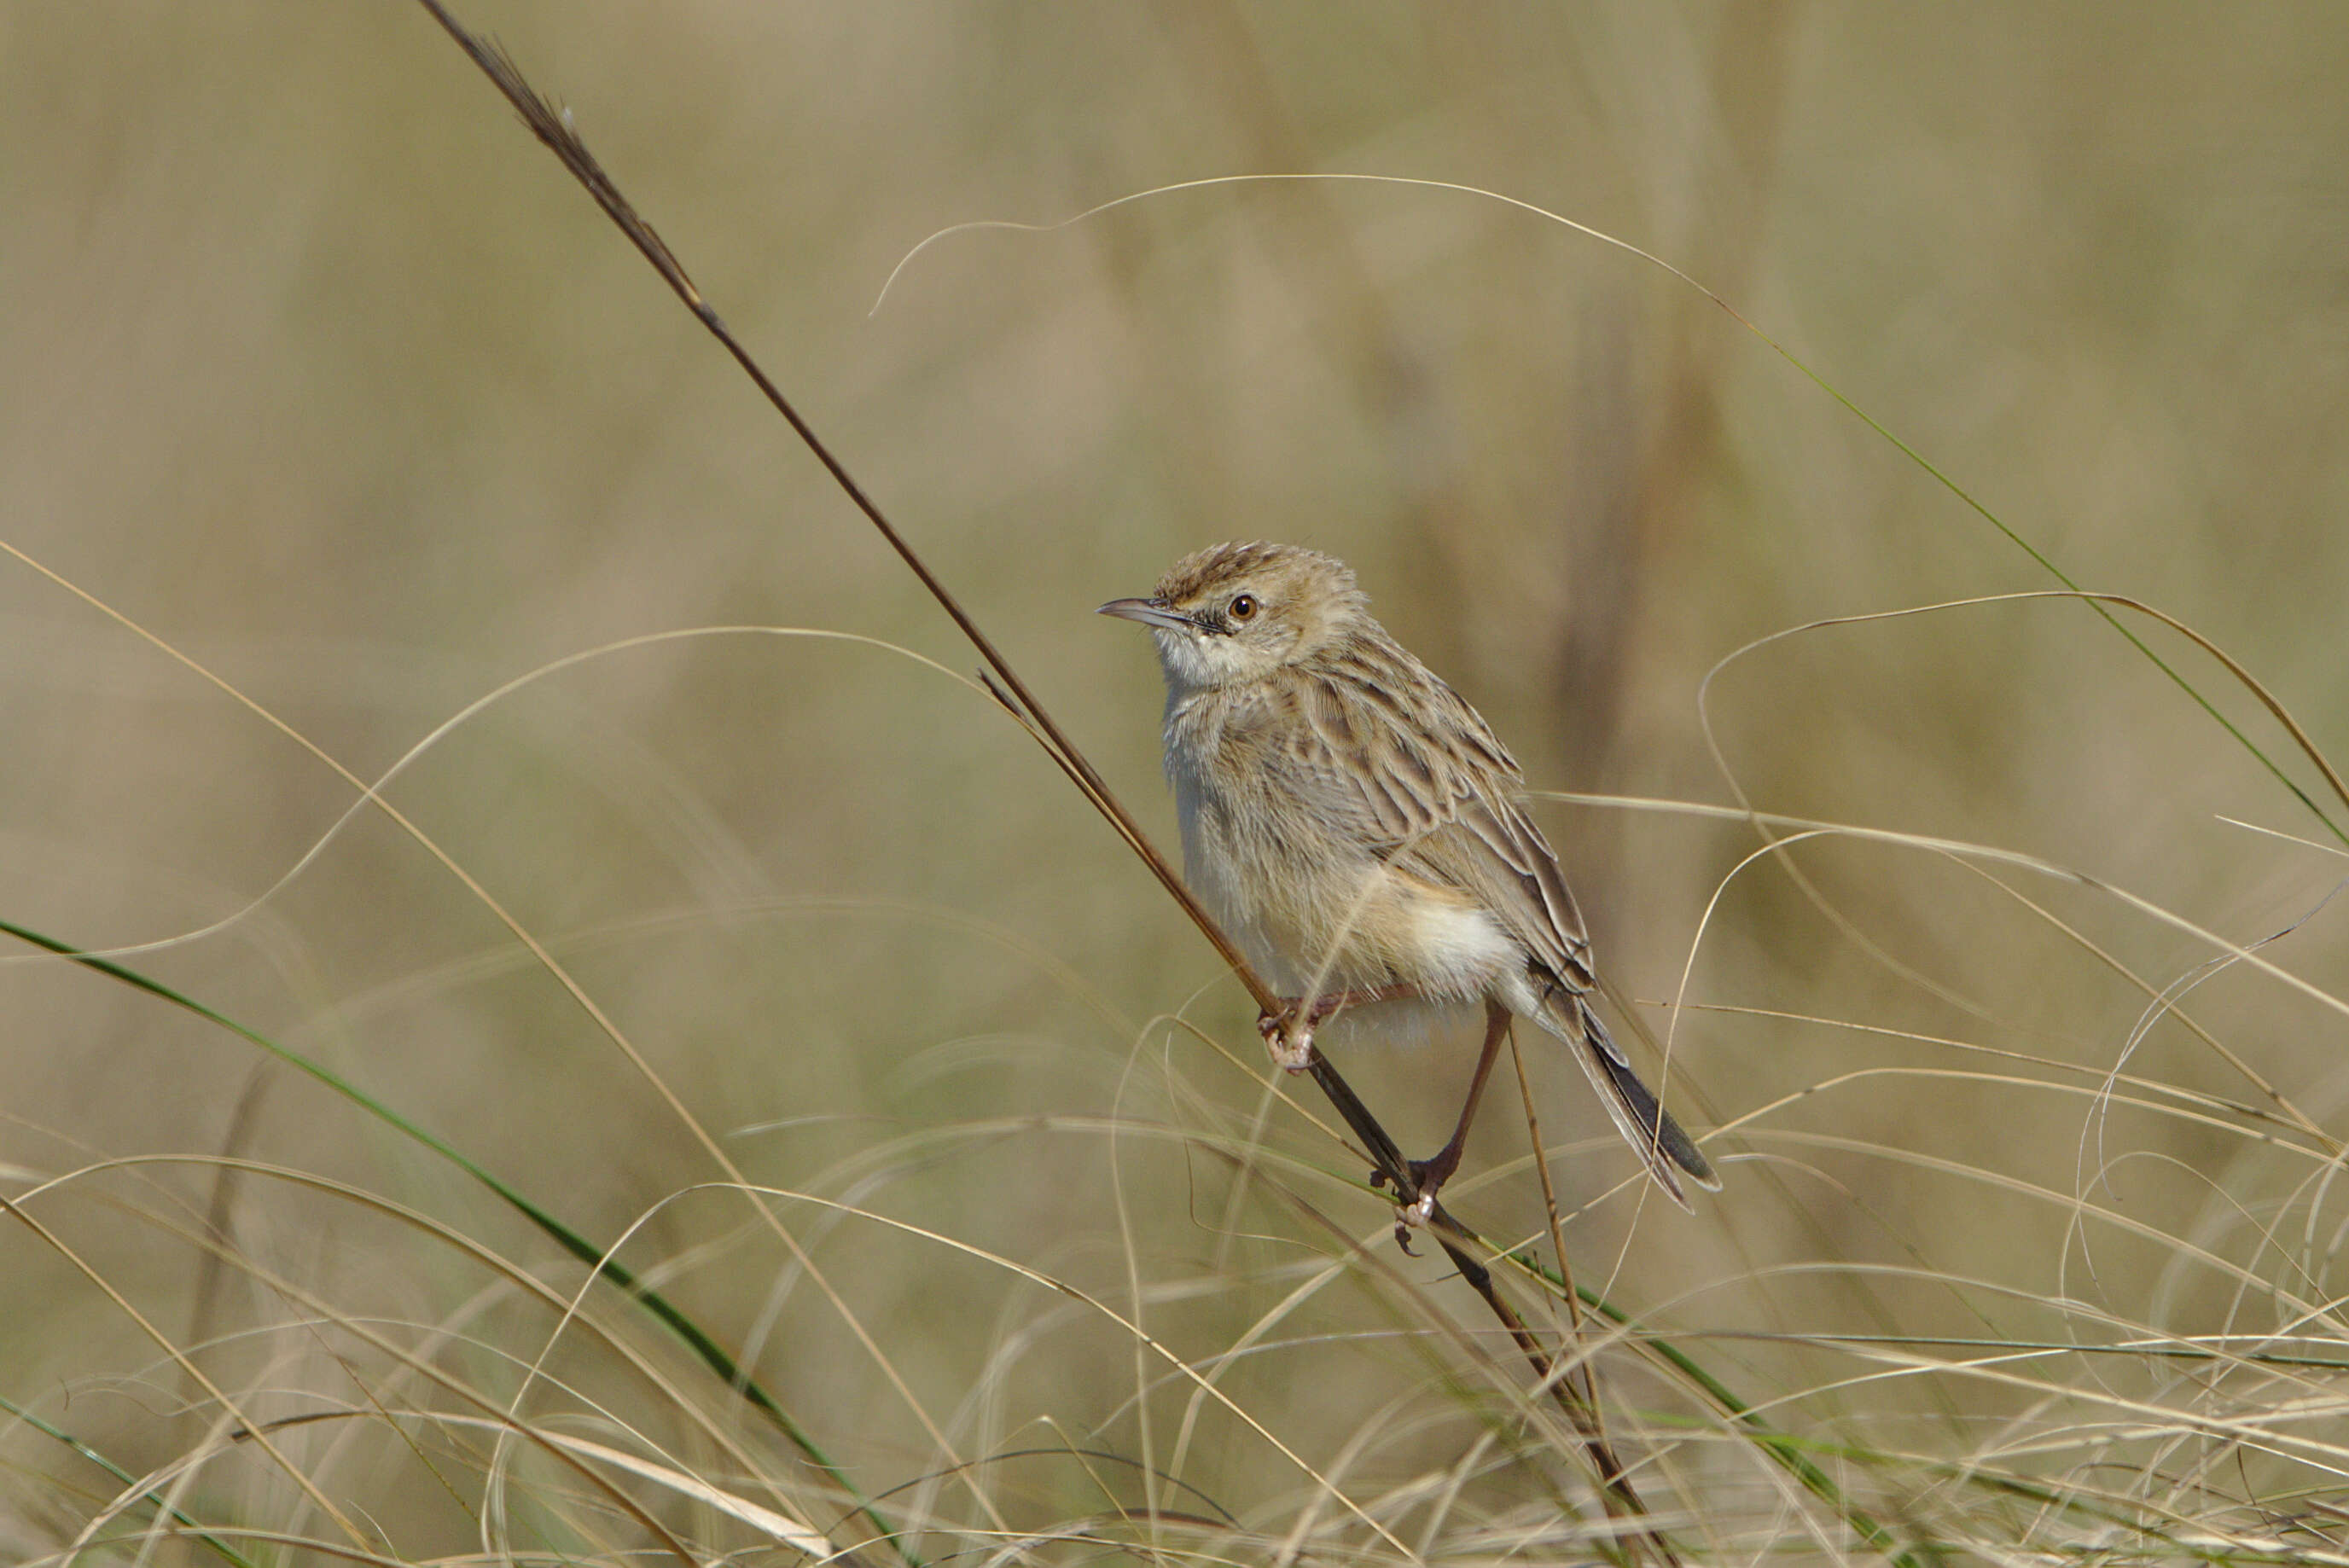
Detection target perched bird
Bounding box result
[1101,541,1716,1217]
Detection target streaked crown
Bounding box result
[1100,541,1373,690]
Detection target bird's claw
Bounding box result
[1370,1161,1440,1252]
[1256,1008,1315,1072]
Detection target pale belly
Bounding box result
[1269,880,1523,1052]
[1179,791,1519,1005]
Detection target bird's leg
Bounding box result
[1255,983,1422,1072]
[1384,998,1510,1225]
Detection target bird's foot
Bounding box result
[1370,1156,1449,1252]
[1255,1008,1316,1072]
[1371,1145,1456,1257]
[1258,984,1413,1073]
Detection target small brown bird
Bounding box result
[1102,541,1716,1217]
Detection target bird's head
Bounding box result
[1098,541,1369,692]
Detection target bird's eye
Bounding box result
[1229,594,1257,622]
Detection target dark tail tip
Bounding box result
[1598,1048,1720,1190]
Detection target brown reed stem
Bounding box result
[408,3,1677,1548]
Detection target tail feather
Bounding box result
[1547,998,1718,1206]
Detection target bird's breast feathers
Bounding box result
[1169,732,1517,1001]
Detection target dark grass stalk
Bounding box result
[1217,1125,1925,1562]
[394,7,1789,1559]
[8,914,1675,1557]
[13,926,2207,1563]
[1422,1200,1924,1565]
[404,9,2349,1562]
[1432,1232,1677,1568]
[405,0,1484,1323]
[410,0,1512,1388]
[406,0,1279,1030]
[1563,1274,1922,1566]
[0,915,902,1568]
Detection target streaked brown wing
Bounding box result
[1280,638,1606,1011]
[1265,652,1446,844]
[1432,794,1599,997]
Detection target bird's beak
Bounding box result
[1096,596,1196,633]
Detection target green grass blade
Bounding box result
[0,1391,260,1568]
[0,916,916,1568]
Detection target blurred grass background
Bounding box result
[7,3,2349,1561]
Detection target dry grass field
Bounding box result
[7,5,2349,1562]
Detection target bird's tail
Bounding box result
[1546,995,1718,1209]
